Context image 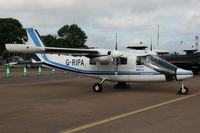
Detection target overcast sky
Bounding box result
[1,0,200,52]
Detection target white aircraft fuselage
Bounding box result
[33,50,192,83]
[5,28,193,94]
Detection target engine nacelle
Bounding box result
[92,56,113,62]
[111,50,123,58]
[92,50,123,62]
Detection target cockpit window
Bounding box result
[137,55,178,81]
[136,55,177,75]
[146,56,151,63]
[137,55,176,67]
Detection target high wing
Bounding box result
[44,47,98,54]
[6,28,123,61]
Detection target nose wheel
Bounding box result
[93,79,106,93]
[176,80,189,95]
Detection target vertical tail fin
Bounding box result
[26,28,45,48]
[26,28,45,62]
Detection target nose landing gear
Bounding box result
[176,80,189,95]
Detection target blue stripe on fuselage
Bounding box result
[176,72,193,75]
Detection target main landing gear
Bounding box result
[176,80,189,95]
[113,82,130,89]
[93,79,106,93]
[93,80,131,93]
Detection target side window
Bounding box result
[100,62,109,65]
[89,59,96,65]
[136,56,144,65]
[117,57,127,65]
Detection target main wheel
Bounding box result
[114,82,130,89]
[116,82,126,88]
[93,83,103,93]
[177,86,189,95]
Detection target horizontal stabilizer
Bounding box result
[6,44,99,55]
[5,61,44,66]
[6,44,45,53]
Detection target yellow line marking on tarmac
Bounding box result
[61,93,199,133]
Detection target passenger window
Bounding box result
[100,62,109,65]
[136,57,143,65]
[89,59,96,65]
[117,57,127,65]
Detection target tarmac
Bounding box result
[0,70,200,133]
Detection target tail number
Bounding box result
[66,59,84,66]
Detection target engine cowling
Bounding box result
[111,50,123,58]
[91,50,124,63]
[92,56,113,62]
[92,50,123,62]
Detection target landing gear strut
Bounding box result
[93,79,106,93]
[176,80,189,95]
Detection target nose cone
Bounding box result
[176,68,193,80]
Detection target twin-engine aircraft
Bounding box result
[6,28,193,94]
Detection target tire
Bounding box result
[177,86,189,95]
[93,83,103,93]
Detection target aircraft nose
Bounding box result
[176,68,193,80]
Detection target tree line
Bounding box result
[41,24,88,48]
[0,18,88,58]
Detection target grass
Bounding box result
[0,65,7,72]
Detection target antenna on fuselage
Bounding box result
[115,32,118,50]
[114,32,118,74]
[150,37,153,51]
